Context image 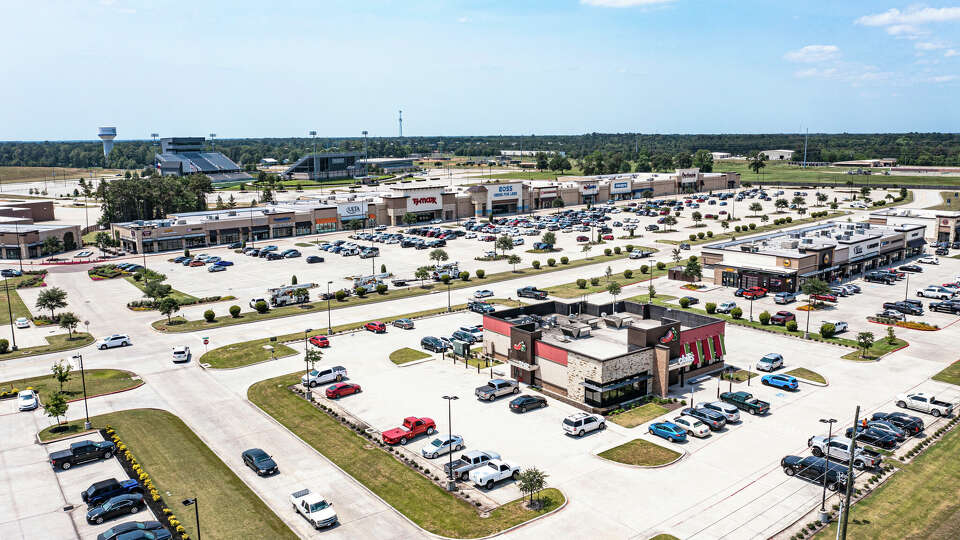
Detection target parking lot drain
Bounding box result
[62,504,73,511]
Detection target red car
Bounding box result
[742,286,768,299]
[189,260,206,267]
[576,236,589,242]
[364,321,386,333]
[602,234,614,240]
[811,293,838,302]
[770,311,795,325]
[325,382,361,399]
[382,416,436,445]
[309,335,330,348]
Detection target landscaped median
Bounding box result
[840,337,908,361]
[389,347,431,365]
[0,332,94,361]
[784,367,826,385]
[932,360,960,386]
[199,300,515,369]
[38,409,296,540]
[656,211,849,247]
[0,369,141,401]
[248,373,566,538]
[597,439,682,467]
[545,257,682,299]
[153,249,651,333]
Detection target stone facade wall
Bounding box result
[565,349,653,402]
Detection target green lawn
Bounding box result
[784,367,826,384]
[0,333,94,362]
[0,275,35,324]
[248,374,565,537]
[816,418,960,539]
[721,369,758,383]
[389,347,431,365]
[200,338,297,369]
[0,369,140,400]
[932,360,960,386]
[841,338,908,361]
[38,409,296,539]
[123,276,198,304]
[925,191,960,210]
[625,294,677,303]
[607,403,669,428]
[153,248,640,332]
[597,439,681,466]
[649,535,681,540]
[727,161,948,187]
[546,259,678,299]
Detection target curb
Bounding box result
[65,381,145,403]
[36,427,100,445]
[791,375,829,387]
[205,351,297,370]
[395,356,437,368]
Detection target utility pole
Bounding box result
[838,405,860,540]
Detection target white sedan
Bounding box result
[673,415,711,438]
[918,256,939,265]
[14,317,30,329]
[473,289,494,299]
[18,390,39,411]
[172,346,191,363]
[420,435,464,459]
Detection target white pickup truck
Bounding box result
[808,435,882,470]
[290,488,338,529]
[301,366,348,388]
[896,392,954,417]
[468,459,520,489]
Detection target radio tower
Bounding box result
[398,110,403,138]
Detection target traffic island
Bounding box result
[249,373,567,538]
[389,347,431,365]
[596,439,683,468]
[0,333,94,361]
[783,367,827,385]
[0,369,142,403]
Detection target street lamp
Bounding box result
[326,281,333,334]
[818,418,838,520]
[904,271,910,302]
[182,497,200,540]
[304,328,313,400]
[446,280,452,312]
[442,395,459,490]
[72,354,91,430]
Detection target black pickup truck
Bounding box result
[49,440,116,470]
[929,301,960,314]
[516,286,548,300]
[720,391,770,415]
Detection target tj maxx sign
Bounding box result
[406,190,442,212]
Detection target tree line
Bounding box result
[2,133,959,169]
[96,172,213,226]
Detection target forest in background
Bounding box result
[1,133,958,170]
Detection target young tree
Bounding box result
[51,359,72,392]
[305,348,323,370]
[45,392,69,425]
[648,283,656,300]
[721,220,730,231]
[414,266,430,288]
[508,254,521,271]
[760,214,769,223]
[429,248,449,264]
[215,195,226,209]
[496,235,514,256]
[684,257,702,280]
[144,281,172,300]
[816,192,828,205]
[36,287,68,319]
[749,202,763,216]
[94,231,112,250]
[607,281,622,304]
[541,231,556,246]
[857,331,875,359]
[791,196,804,207]
[662,215,677,231]
[551,198,565,210]
[774,198,788,211]
[158,297,180,323]
[58,311,80,339]
[42,236,64,256]
[227,194,237,208]
[671,248,682,265]
[517,467,549,507]
[691,211,703,226]
[581,243,593,258]
[886,325,897,345]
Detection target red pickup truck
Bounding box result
[382,416,436,445]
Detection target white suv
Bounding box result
[699,402,740,423]
[96,334,131,350]
[562,413,605,437]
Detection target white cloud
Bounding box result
[916,41,946,50]
[856,7,960,27]
[580,0,676,7]
[946,49,959,57]
[784,45,840,63]
[457,16,469,23]
[931,74,958,82]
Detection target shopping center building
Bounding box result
[867,208,960,244]
[701,221,927,292]
[482,300,727,412]
[0,200,82,259]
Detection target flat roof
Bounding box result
[0,223,75,233]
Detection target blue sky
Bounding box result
[2,0,958,140]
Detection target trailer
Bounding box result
[268,283,315,307]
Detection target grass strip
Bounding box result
[0,274,35,324]
[0,369,140,400]
[721,369,758,382]
[38,409,296,539]
[546,261,686,299]
[785,367,826,384]
[124,275,199,304]
[150,239,637,331]
[0,333,94,362]
[607,403,669,428]
[816,419,960,539]
[932,360,960,386]
[389,347,431,365]
[200,339,297,369]
[597,439,681,466]
[249,373,564,537]
[840,338,907,361]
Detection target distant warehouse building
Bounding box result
[761,149,796,161]
[155,137,252,183]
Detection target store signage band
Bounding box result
[491,184,520,200]
[412,197,438,205]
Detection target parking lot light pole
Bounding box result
[819,418,838,521]
[72,354,91,430]
[304,328,313,400]
[326,281,333,334]
[182,497,200,540]
[4,277,17,351]
[442,395,458,490]
[904,272,909,302]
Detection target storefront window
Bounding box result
[4,247,20,260]
[273,226,293,238]
[316,223,336,233]
[583,374,649,407]
[156,238,183,251]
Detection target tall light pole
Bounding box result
[4,277,17,350]
[838,406,860,540]
[72,354,91,430]
[442,395,459,490]
[326,280,333,334]
[304,328,313,400]
[819,418,837,522]
[362,130,369,176]
[182,498,200,540]
[209,133,216,153]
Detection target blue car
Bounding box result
[762,374,799,390]
[214,260,234,266]
[649,422,687,442]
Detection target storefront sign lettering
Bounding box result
[413,197,438,205]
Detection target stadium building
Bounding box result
[156,137,251,183]
[283,153,361,180]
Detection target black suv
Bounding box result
[781,455,848,492]
[421,336,448,352]
[929,300,960,314]
[864,271,895,284]
[82,478,143,505]
[844,426,898,449]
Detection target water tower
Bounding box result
[98,127,117,159]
